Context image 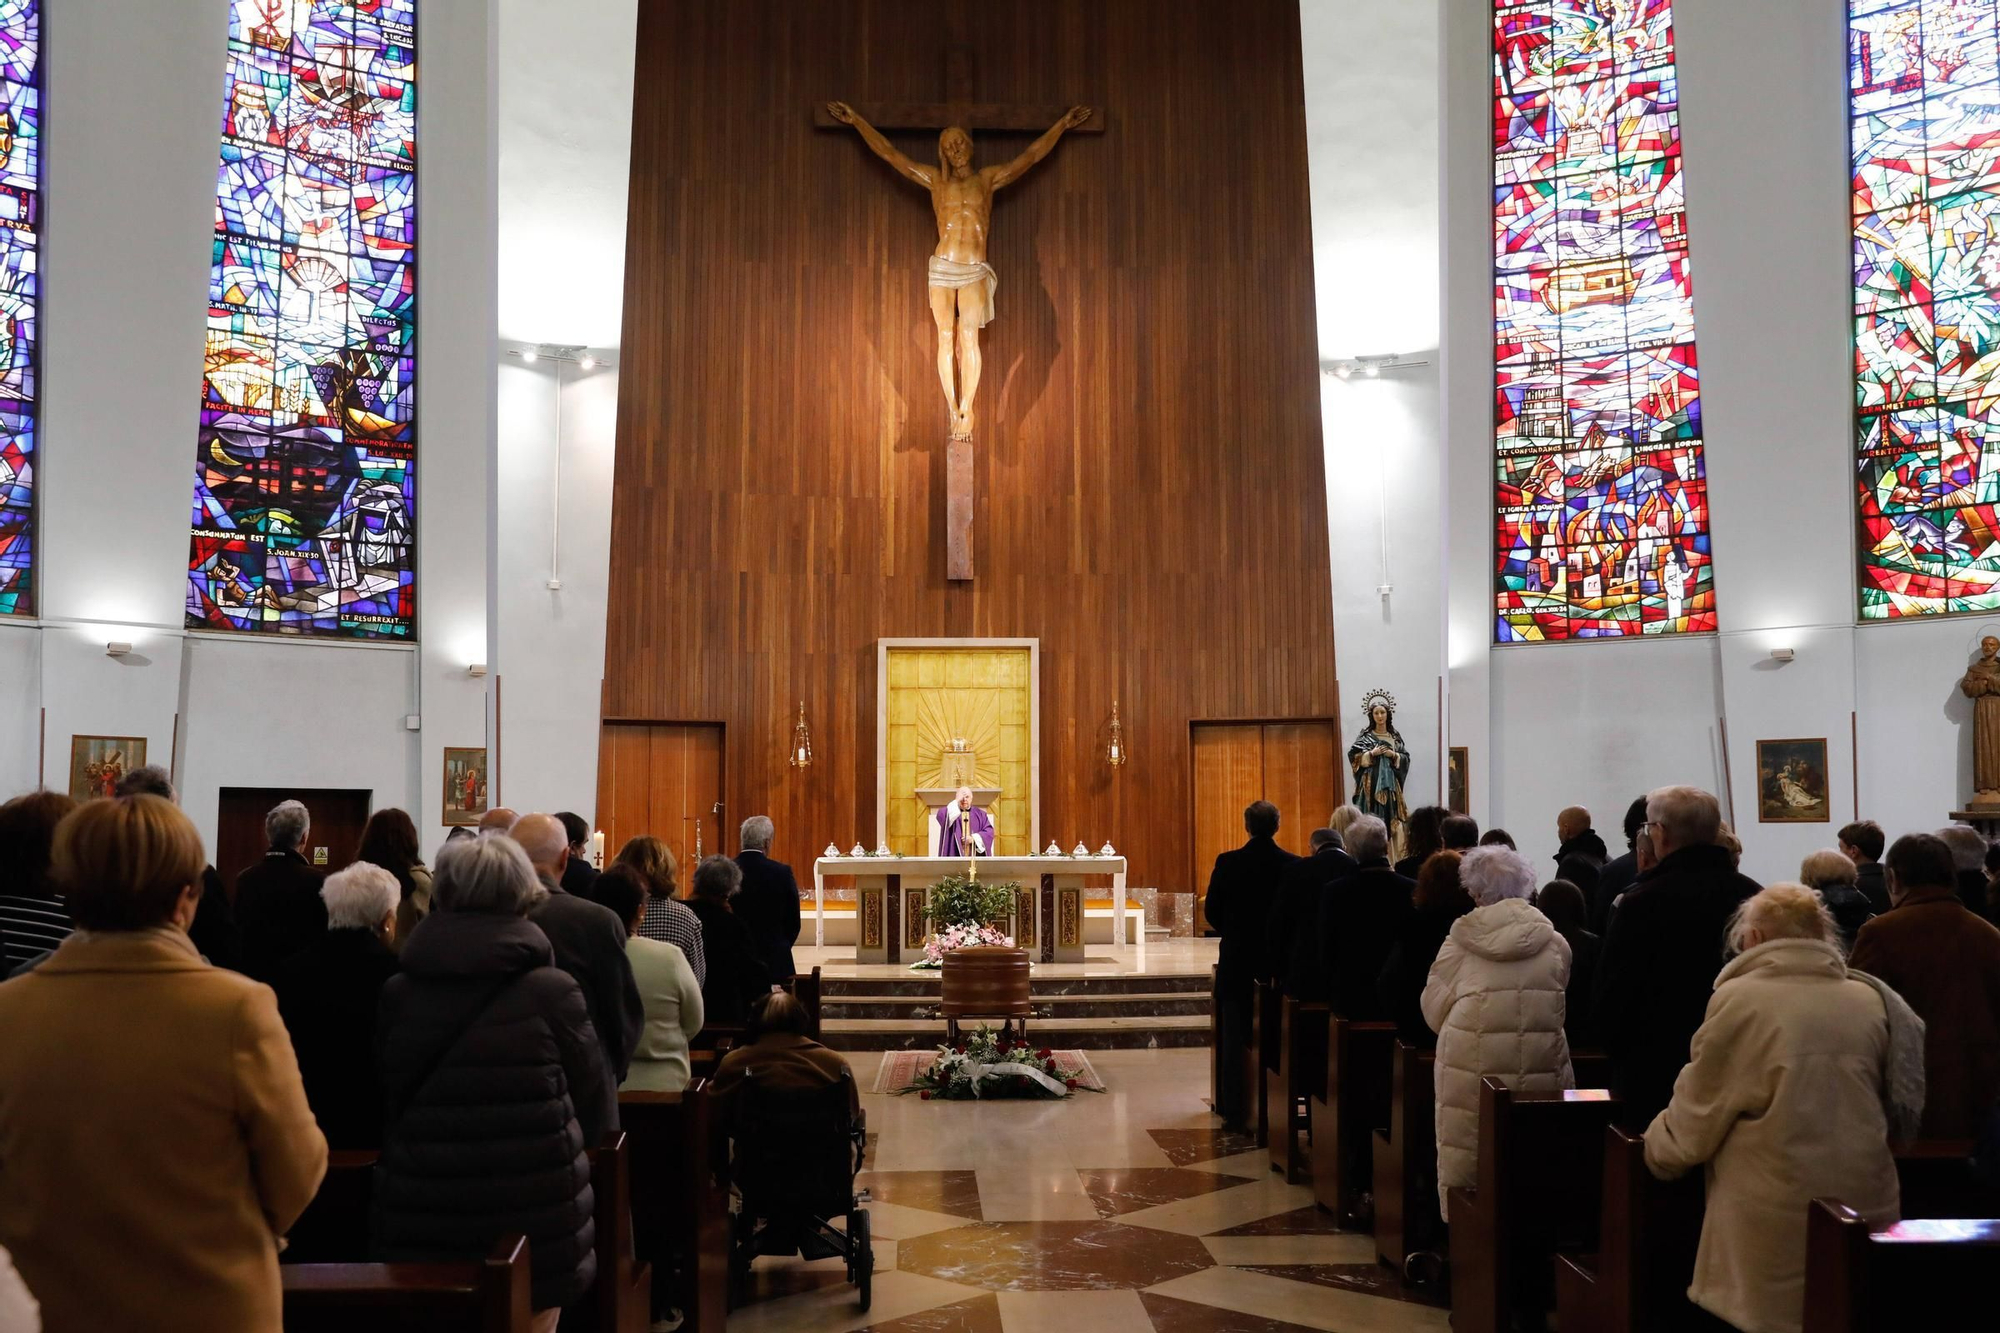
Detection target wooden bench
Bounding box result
[1264,997,1329,1182]
[792,965,823,1040]
[1368,1042,1443,1280]
[1558,1136,1995,1333]
[1804,1198,2000,1330]
[1247,978,1282,1145]
[282,1138,650,1333]
[1553,1126,1704,1333]
[282,1235,533,1332]
[1308,1015,1394,1216]
[620,1081,729,1333]
[1447,1077,1621,1333]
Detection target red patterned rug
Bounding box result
[871,1048,1105,1095]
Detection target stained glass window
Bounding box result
[0,3,39,618]
[1492,1,1715,641]
[188,0,416,638]
[1852,1,2000,618]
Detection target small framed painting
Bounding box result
[68,736,147,802]
[1448,746,1469,815]
[442,747,489,826]
[1756,738,1830,824]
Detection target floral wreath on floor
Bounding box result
[895,1024,1104,1100]
[910,874,1021,969]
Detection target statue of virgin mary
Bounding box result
[1348,689,1411,855]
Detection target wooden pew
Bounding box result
[1804,1198,2000,1331]
[1368,1042,1443,1280]
[1209,966,1222,1117]
[572,1132,653,1333]
[284,1148,380,1263]
[282,1235,533,1332]
[1553,1126,1704,1333]
[1558,1136,1993,1333]
[620,1081,729,1333]
[1448,1077,1621,1333]
[1308,1015,1395,1218]
[1249,979,1282,1146]
[1264,997,1329,1182]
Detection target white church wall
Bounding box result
[1302,0,1447,821]
[7,0,495,863]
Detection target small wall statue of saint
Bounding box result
[1348,688,1411,854]
[1960,634,2000,807]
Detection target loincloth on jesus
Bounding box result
[927,256,998,329]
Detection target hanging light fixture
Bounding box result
[1106,699,1129,769]
[788,701,814,770]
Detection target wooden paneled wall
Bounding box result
[604,0,1338,895]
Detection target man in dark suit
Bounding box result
[1316,813,1414,1019]
[1592,785,1758,1129]
[234,798,327,981]
[1590,795,1649,935]
[1203,800,1299,1127]
[509,813,644,1083]
[1267,825,1355,1001]
[733,815,803,982]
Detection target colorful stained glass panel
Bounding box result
[188,0,417,638]
[0,2,37,617]
[1493,0,1715,641]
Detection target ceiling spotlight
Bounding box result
[468,662,490,678]
[520,349,538,363]
[1363,363,1381,378]
[1334,364,1352,380]
[578,355,596,370]
[105,641,132,658]
[1770,647,1796,663]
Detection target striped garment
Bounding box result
[0,892,72,971]
[638,894,707,987]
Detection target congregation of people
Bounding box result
[0,771,834,1332]
[1208,788,2000,1333]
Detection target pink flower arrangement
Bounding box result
[911,921,1015,969]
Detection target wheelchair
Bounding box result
[724,1066,874,1311]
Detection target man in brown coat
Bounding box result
[1850,832,2000,1138]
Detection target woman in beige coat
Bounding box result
[0,795,328,1333]
[1643,883,1920,1333]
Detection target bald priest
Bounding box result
[937,787,995,857]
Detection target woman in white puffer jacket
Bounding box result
[1421,845,1575,1209]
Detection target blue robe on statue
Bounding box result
[937,804,995,856]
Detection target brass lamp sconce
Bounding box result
[1106,699,1129,769]
[788,701,814,770]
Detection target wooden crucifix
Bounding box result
[819,46,1099,581]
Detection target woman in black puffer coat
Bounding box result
[373,835,614,1322]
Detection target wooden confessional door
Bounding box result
[1189,721,1339,931]
[595,723,726,885]
[214,787,374,895]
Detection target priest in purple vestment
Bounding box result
[937,787,995,856]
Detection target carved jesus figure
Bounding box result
[827,101,1091,440]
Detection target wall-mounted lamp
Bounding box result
[105,641,132,657]
[1106,699,1129,769]
[1321,352,1434,381]
[788,701,814,770]
[468,662,490,678]
[505,343,613,371]
[1769,648,1796,663]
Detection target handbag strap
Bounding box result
[388,973,525,1129]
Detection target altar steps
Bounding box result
[816,971,1213,1051]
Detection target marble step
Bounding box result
[821,1013,1211,1052]
[818,971,1212,998]
[821,990,1211,1021]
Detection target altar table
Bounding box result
[812,854,1129,964]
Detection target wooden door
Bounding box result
[215,787,374,895]
[1190,721,1339,930]
[596,723,726,889]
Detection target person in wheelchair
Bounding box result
[712,992,874,1304]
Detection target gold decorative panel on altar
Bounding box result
[879,640,1037,857]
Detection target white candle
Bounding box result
[592,829,605,867]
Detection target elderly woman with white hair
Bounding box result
[1421,845,1574,1209]
[373,835,613,1329]
[1643,883,1922,1333]
[271,861,403,1148]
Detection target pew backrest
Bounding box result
[281,1234,532,1333]
[1804,1198,2000,1331]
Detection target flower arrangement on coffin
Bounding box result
[896,1024,1101,1100]
[909,874,1022,970]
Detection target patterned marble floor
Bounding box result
[725,1048,1450,1333]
